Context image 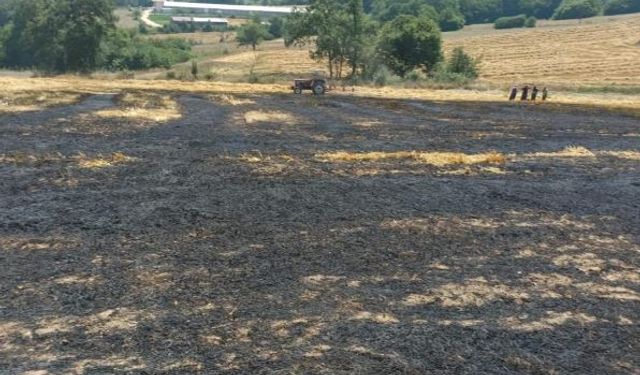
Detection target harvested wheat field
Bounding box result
[142,13,640,87]
[1,81,639,374]
[444,13,640,87]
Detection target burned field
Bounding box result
[1,91,639,374]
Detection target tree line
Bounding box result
[171,0,640,28]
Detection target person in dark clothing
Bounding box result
[521,85,529,101]
[531,86,539,101]
[509,86,518,101]
[542,87,549,101]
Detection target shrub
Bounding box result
[405,69,424,82]
[372,65,393,86]
[191,60,198,79]
[494,14,527,29]
[166,71,176,80]
[430,67,473,86]
[116,70,135,79]
[248,70,259,84]
[525,16,537,27]
[101,30,192,71]
[204,70,216,81]
[447,47,479,79]
[553,0,602,19]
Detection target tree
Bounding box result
[58,0,116,72]
[459,0,502,23]
[552,0,602,19]
[372,0,465,31]
[439,6,465,31]
[376,14,442,77]
[268,16,284,38]
[518,0,563,19]
[285,0,374,79]
[343,0,370,76]
[371,0,438,23]
[1,0,115,72]
[236,21,271,51]
[0,23,10,62]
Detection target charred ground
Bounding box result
[1,92,639,374]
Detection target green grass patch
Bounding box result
[149,14,171,26]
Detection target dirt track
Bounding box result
[1,92,639,374]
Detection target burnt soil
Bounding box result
[1,92,639,374]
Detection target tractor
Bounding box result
[292,78,328,95]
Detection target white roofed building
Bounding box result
[153,1,303,16]
[171,16,229,25]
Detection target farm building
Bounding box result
[153,1,302,16]
[170,16,229,26]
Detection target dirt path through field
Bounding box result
[1,93,639,374]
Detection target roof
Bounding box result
[171,16,229,23]
[162,1,303,14]
[192,17,228,23]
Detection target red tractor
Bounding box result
[292,78,328,95]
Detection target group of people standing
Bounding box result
[509,85,548,102]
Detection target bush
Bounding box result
[603,0,640,15]
[525,16,537,27]
[447,47,479,79]
[100,30,192,71]
[430,65,473,86]
[166,71,176,80]
[247,70,259,83]
[204,70,216,81]
[116,70,135,79]
[372,65,393,87]
[552,0,601,19]
[494,14,527,29]
[405,70,424,82]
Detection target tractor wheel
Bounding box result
[313,84,326,96]
[294,87,302,95]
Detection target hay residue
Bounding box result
[1,151,133,169]
[95,92,181,122]
[244,110,296,125]
[210,94,255,106]
[0,91,82,113]
[529,146,595,158]
[315,150,506,166]
[525,146,640,161]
